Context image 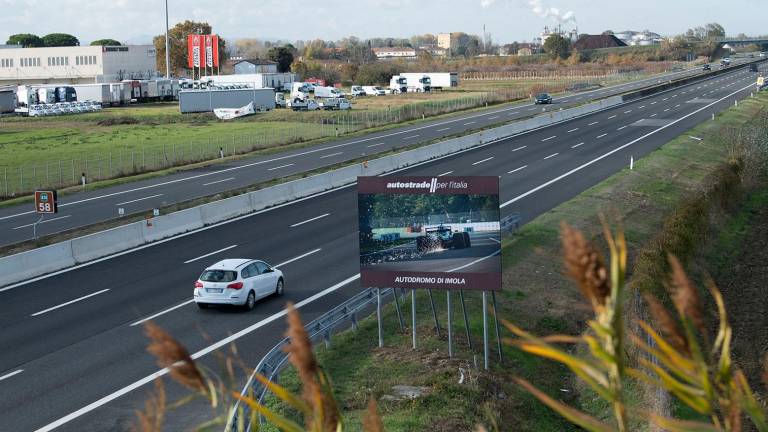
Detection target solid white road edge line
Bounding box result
[290,213,330,228]
[500,82,754,209]
[183,245,239,264]
[31,289,110,317]
[130,248,323,327]
[0,369,23,382]
[3,69,736,292]
[115,194,163,207]
[34,274,361,432]
[13,215,71,230]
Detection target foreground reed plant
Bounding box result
[504,221,768,432]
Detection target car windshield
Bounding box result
[538,93,549,98]
[199,269,238,282]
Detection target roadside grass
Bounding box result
[253,92,768,430]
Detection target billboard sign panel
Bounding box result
[358,176,501,291]
[34,190,58,214]
[204,35,213,68]
[187,34,202,68]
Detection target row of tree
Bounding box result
[6,33,121,47]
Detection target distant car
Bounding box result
[702,64,711,71]
[750,63,759,72]
[193,259,284,310]
[534,93,553,104]
[416,224,471,253]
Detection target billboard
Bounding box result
[187,34,202,68]
[358,176,502,291]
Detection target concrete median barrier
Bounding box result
[0,91,630,288]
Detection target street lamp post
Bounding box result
[165,0,171,78]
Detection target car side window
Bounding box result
[240,266,250,279]
[255,261,269,275]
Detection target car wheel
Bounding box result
[243,291,256,311]
[275,278,284,296]
[197,302,208,309]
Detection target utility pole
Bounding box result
[165,0,171,78]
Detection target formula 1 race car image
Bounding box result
[416,224,471,253]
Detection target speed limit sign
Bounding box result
[34,190,58,214]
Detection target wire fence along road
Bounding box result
[0,71,660,199]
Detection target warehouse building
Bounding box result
[0,45,158,85]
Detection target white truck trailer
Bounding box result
[417,72,458,89]
[179,87,276,114]
[69,84,113,105]
[389,75,408,94]
[201,73,297,92]
[314,86,344,98]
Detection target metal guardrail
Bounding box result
[500,212,522,235]
[225,287,395,431]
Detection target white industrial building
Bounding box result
[0,45,158,85]
[372,47,417,59]
[614,30,663,46]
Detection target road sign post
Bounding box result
[447,291,453,357]
[483,291,489,370]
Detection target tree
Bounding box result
[267,46,294,72]
[6,33,43,47]
[705,23,725,39]
[90,39,121,46]
[42,33,79,47]
[153,20,226,76]
[544,34,570,60]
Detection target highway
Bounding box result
[0,63,730,247]
[0,62,763,431]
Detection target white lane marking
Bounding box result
[617,126,627,131]
[675,104,681,108]
[511,111,520,115]
[650,113,658,117]
[183,244,238,264]
[624,110,632,114]
[114,194,164,206]
[13,215,72,230]
[608,115,617,119]
[567,128,579,133]
[527,108,536,111]
[0,369,23,382]
[129,300,194,327]
[508,166,527,174]
[639,105,646,109]
[448,249,500,272]
[319,152,343,159]
[664,108,670,112]
[541,136,557,142]
[488,116,499,120]
[290,213,330,227]
[463,121,476,125]
[596,133,608,139]
[662,98,668,101]
[438,171,454,176]
[268,164,294,171]
[36,274,360,432]
[588,121,599,126]
[571,142,585,148]
[489,237,501,244]
[366,142,385,148]
[512,145,527,152]
[403,135,420,139]
[472,157,494,165]
[436,127,451,132]
[650,101,657,105]
[501,82,754,209]
[132,248,324,326]
[543,153,559,160]
[202,177,235,186]
[30,289,110,317]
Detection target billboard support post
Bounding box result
[392,288,405,332]
[447,291,453,357]
[427,289,441,338]
[460,290,473,350]
[482,291,489,370]
[411,290,417,350]
[492,291,503,364]
[32,214,44,240]
[376,288,384,348]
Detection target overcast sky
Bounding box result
[0,0,763,45]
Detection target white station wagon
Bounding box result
[194,259,284,310]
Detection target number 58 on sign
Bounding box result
[34,190,58,214]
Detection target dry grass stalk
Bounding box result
[667,255,706,335]
[643,293,688,355]
[763,355,768,392]
[283,302,340,431]
[144,321,207,393]
[362,399,384,432]
[133,379,166,432]
[561,222,611,312]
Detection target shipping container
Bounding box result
[0,87,15,113]
[179,87,276,113]
[69,84,113,105]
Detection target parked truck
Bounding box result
[389,75,408,94]
[314,86,344,98]
[201,73,297,92]
[291,82,314,100]
[69,84,113,105]
[397,73,432,92]
[421,72,458,90]
[179,88,276,114]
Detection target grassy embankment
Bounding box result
[255,92,768,431]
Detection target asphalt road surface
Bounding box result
[0,62,746,247]
[0,62,764,431]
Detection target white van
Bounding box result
[363,86,385,96]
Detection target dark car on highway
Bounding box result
[702,64,711,71]
[534,93,553,104]
[750,63,759,72]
